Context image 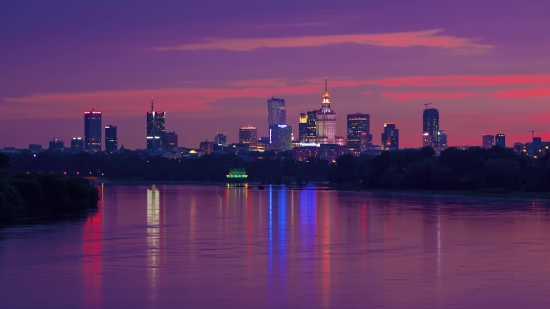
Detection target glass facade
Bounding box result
[105,125,118,152]
[482,134,495,149]
[496,134,505,148]
[268,97,286,127]
[165,132,178,149]
[239,126,257,146]
[422,108,439,149]
[347,113,370,148]
[147,111,166,150]
[381,123,399,150]
[84,109,102,152]
[269,125,292,152]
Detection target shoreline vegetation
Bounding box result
[1,145,548,221]
[0,154,99,225]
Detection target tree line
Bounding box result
[329,146,550,192]
[0,153,99,224]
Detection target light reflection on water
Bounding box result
[0,185,549,309]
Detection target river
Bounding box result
[0,185,549,309]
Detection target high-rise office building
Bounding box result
[347,113,370,148]
[360,132,369,152]
[105,125,118,152]
[200,140,213,154]
[304,110,317,142]
[165,132,178,149]
[315,78,336,144]
[438,131,448,149]
[214,133,228,146]
[146,98,166,150]
[496,134,505,148]
[84,108,102,152]
[268,97,286,127]
[422,107,439,149]
[49,138,64,151]
[381,123,399,150]
[298,112,308,142]
[482,134,495,149]
[71,137,84,153]
[269,125,292,152]
[239,126,257,146]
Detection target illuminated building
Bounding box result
[299,112,308,142]
[214,133,228,146]
[335,136,345,146]
[105,125,117,152]
[146,98,166,150]
[226,168,248,186]
[294,146,319,161]
[484,134,498,149]
[269,125,292,152]
[496,134,505,148]
[165,132,178,149]
[199,140,213,154]
[239,126,257,146]
[268,97,286,127]
[304,110,317,142]
[347,113,370,148]
[438,131,447,150]
[319,144,339,162]
[422,107,439,149]
[381,123,399,150]
[315,78,336,144]
[360,132,369,152]
[84,108,102,152]
[71,137,84,153]
[48,138,64,151]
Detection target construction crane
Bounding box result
[424,103,432,109]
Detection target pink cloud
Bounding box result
[226,78,289,88]
[3,85,320,119]
[491,88,550,98]
[154,29,492,54]
[325,74,550,88]
[382,91,479,101]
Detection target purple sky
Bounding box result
[1,0,549,149]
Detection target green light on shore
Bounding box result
[226,168,248,180]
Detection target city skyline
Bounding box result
[1,1,549,149]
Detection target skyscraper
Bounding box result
[270,125,292,152]
[422,106,439,149]
[165,132,178,149]
[84,108,102,152]
[347,113,370,148]
[239,126,257,146]
[482,134,495,149]
[381,123,399,150]
[268,97,286,127]
[496,134,505,148]
[315,78,336,144]
[298,112,308,142]
[305,110,317,142]
[146,98,166,150]
[105,125,118,152]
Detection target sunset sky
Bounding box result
[1,0,549,149]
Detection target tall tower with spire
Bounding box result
[147,97,166,150]
[315,77,337,144]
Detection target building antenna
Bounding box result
[325,77,328,92]
[424,103,432,110]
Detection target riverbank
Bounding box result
[0,173,99,225]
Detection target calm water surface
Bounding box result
[1,185,549,309]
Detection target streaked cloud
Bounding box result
[323,74,550,88]
[383,91,479,102]
[153,29,492,54]
[491,87,550,98]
